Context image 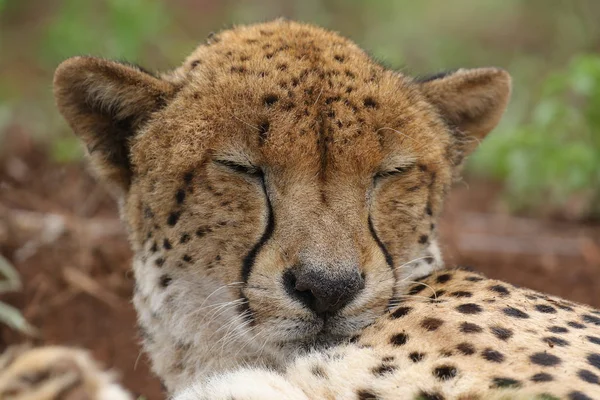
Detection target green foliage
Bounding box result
[42,0,169,63]
[50,136,83,164]
[470,55,600,218]
[0,255,37,336]
[37,0,173,162]
[1,0,600,218]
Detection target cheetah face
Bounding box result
[54,21,510,365]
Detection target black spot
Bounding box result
[163,238,172,250]
[421,318,444,331]
[543,336,569,347]
[416,392,444,400]
[536,304,557,314]
[418,235,429,244]
[482,348,504,363]
[557,303,575,312]
[258,120,270,143]
[155,258,165,267]
[334,54,345,62]
[465,276,483,282]
[175,189,185,204]
[490,326,513,341]
[568,321,586,329]
[489,285,510,296]
[588,336,600,345]
[190,60,200,68]
[167,212,180,226]
[456,303,483,314]
[230,65,247,73]
[363,97,378,108]
[456,342,475,355]
[530,352,561,367]
[583,314,600,326]
[390,306,412,319]
[390,333,409,346]
[409,352,425,362]
[503,307,529,319]
[372,363,396,376]
[182,255,192,263]
[578,369,599,384]
[183,171,194,184]
[531,372,553,382]
[435,274,451,285]
[150,242,158,252]
[460,322,483,333]
[450,291,472,298]
[263,93,279,106]
[311,365,327,378]
[429,290,445,300]
[569,392,593,400]
[357,389,378,400]
[492,377,521,388]
[548,326,569,334]
[588,353,600,370]
[159,275,172,288]
[179,233,190,244]
[408,284,427,296]
[433,365,457,381]
[325,95,341,105]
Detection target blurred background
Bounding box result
[1,0,599,398]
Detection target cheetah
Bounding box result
[0,345,131,399]
[10,19,598,399]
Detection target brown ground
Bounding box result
[1,135,599,399]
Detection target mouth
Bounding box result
[278,330,348,354]
[273,311,374,353]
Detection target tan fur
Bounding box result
[178,269,600,400]
[48,19,540,397]
[0,345,131,400]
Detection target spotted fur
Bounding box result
[49,19,600,400]
[0,345,131,400]
[177,269,600,400]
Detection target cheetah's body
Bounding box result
[44,19,600,400]
[177,269,600,400]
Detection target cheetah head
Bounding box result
[54,20,510,388]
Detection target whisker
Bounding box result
[313,86,324,106]
[376,126,426,148]
[401,280,437,298]
[197,281,245,312]
[200,298,247,325]
[230,112,261,131]
[394,256,433,271]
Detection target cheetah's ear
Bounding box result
[417,67,511,160]
[54,56,176,194]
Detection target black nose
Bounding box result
[283,268,365,315]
